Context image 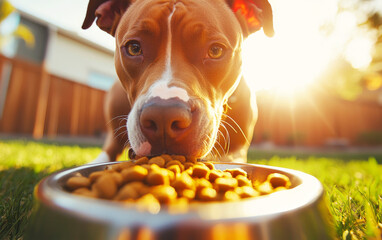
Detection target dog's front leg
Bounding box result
[213,79,258,163]
[91,82,130,163]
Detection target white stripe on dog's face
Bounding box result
[148,6,189,103]
[127,6,191,156]
[149,82,189,102]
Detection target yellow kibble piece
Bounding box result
[88,171,104,183]
[267,173,291,189]
[194,178,213,192]
[92,174,117,199]
[121,165,148,183]
[192,165,210,178]
[166,169,175,181]
[161,154,173,163]
[178,189,196,200]
[257,181,273,195]
[203,162,215,170]
[135,157,149,165]
[214,177,238,192]
[208,169,223,183]
[146,169,170,186]
[114,185,139,201]
[136,194,161,214]
[172,172,194,190]
[165,160,184,171]
[111,172,123,187]
[168,197,189,214]
[183,162,194,170]
[128,181,150,196]
[114,161,135,171]
[167,164,181,175]
[66,176,91,190]
[148,156,166,168]
[235,186,260,198]
[140,164,152,171]
[160,154,173,163]
[171,155,186,163]
[150,185,177,203]
[236,175,252,187]
[223,190,240,201]
[72,188,97,198]
[222,171,232,178]
[184,167,193,175]
[197,187,217,201]
[225,168,247,178]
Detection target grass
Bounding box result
[248,152,382,239]
[1,140,381,240]
[0,140,101,239]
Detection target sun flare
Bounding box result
[242,0,378,95]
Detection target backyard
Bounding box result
[1,0,382,239]
[1,140,381,240]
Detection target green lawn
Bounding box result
[1,140,381,239]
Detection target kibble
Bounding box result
[148,156,165,168]
[267,173,292,189]
[135,156,149,165]
[92,174,117,199]
[65,155,292,212]
[197,187,217,201]
[191,164,209,178]
[146,169,170,186]
[121,165,148,183]
[66,176,91,190]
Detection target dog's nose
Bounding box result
[140,98,192,143]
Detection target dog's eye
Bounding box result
[126,41,142,56]
[208,44,225,59]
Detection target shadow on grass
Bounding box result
[0,167,49,240]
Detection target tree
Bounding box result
[319,0,382,100]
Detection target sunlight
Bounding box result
[344,34,375,70]
[242,0,378,95]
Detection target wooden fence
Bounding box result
[0,55,106,138]
[253,90,382,146]
[1,54,382,146]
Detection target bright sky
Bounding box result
[7,0,382,94]
[243,0,382,94]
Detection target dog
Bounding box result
[82,0,274,163]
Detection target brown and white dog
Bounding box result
[82,0,273,163]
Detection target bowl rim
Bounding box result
[35,162,324,229]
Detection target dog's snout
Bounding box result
[140,98,192,141]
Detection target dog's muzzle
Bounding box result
[133,96,210,156]
[140,97,192,145]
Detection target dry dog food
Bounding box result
[65,155,291,212]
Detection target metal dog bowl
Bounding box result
[25,162,334,240]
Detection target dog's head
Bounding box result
[83,0,273,158]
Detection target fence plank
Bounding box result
[33,67,50,138]
[70,83,82,136]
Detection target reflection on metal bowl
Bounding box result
[25,162,334,240]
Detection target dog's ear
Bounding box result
[227,0,274,37]
[82,0,131,36]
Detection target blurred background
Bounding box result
[0,0,381,150]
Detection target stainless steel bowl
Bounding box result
[25,162,334,240]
